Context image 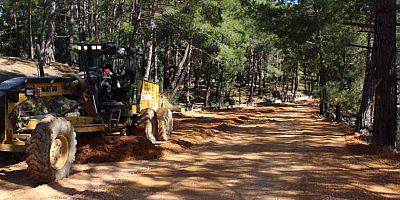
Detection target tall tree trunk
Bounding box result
[144,1,158,81]
[248,49,255,103]
[304,66,308,94]
[257,56,262,95]
[114,0,125,42]
[130,0,142,46]
[28,0,34,59]
[310,73,315,94]
[172,44,179,81]
[41,0,56,66]
[170,44,192,97]
[239,84,242,104]
[262,72,266,89]
[273,76,279,98]
[219,63,224,107]
[284,75,289,102]
[144,43,154,81]
[94,0,99,37]
[356,25,374,132]
[67,2,75,66]
[205,73,212,107]
[215,68,220,104]
[87,0,92,39]
[318,45,328,116]
[14,14,20,57]
[262,52,268,89]
[170,43,191,90]
[88,0,97,39]
[154,46,158,82]
[82,0,87,40]
[290,74,295,101]
[163,43,170,90]
[292,64,299,101]
[372,0,397,148]
[185,62,191,104]
[194,59,202,90]
[77,0,86,41]
[335,104,342,122]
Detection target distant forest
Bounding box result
[0,0,398,148]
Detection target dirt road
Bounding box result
[1,102,399,199]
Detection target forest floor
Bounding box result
[0,56,75,83]
[0,100,399,199]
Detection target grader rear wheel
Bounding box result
[26,117,77,183]
[156,108,173,141]
[136,108,158,144]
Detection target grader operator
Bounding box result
[0,43,173,183]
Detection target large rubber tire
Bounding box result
[137,109,158,144]
[26,117,77,183]
[156,108,173,141]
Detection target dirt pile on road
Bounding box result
[75,128,216,164]
[75,135,161,164]
[74,113,219,164]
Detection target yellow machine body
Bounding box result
[0,43,166,153]
[135,81,161,113]
[0,77,164,152]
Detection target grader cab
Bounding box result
[0,43,173,183]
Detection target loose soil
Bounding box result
[345,132,400,165]
[75,135,160,163]
[74,119,216,164]
[0,56,75,83]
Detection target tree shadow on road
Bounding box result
[55,103,400,199]
[1,102,399,199]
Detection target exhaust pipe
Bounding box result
[35,44,45,77]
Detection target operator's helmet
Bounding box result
[103,68,113,78]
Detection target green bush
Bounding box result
[326,79,363,113]
[163,93,180,107]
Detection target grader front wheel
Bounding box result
[50,134,70,170]
[26,117,77,183]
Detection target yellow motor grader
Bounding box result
[0,43,173,183]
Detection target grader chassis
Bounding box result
[0,43,173,183]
